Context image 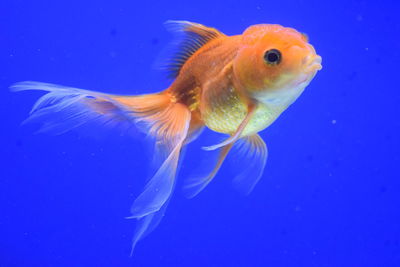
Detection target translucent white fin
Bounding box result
[128,134,187,218]
[231,134,268,195]
[12,81,193,254]
[129,198,170,256]
[10,81,135,135]
[126,101,190,218]
[183,143,233,198]
[127,103,190,255]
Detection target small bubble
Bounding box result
[331,119,337,124]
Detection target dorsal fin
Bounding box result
[160,20,226,78]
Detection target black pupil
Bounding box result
[268,52,278,62]
[265,49,281,65]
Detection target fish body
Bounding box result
[164,23,321,137]
[11,21,322,254]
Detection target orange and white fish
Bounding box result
[11,21,322,254]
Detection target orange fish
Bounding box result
[11,21,322,254]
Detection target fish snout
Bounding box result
[303,54,322,74]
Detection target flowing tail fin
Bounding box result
[11,81,192,254]
[119,92,191,255]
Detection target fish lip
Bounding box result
[306,55,322,73]
[293,56,322,87]
[255,54,322,104]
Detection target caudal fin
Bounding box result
[12,81,192,254]
[11,81,135,135]
[119,92,191,218]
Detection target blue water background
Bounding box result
[1,1,399,266]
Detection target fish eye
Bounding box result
[264,49,281,65]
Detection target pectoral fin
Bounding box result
[231,134,268,195]
[183,134,267,198]
[183,143,233,198]
[202,103,257,151]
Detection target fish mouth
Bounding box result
[293,54,321,85]
[305,55,322,73]
[255,54,322,105]
[292,54,322,87]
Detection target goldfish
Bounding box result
[11,21,322,254]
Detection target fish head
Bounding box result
[233,24,322,105]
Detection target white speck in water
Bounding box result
[110,51,117,58]
[331,119,337,125]
[313,250,317,256]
